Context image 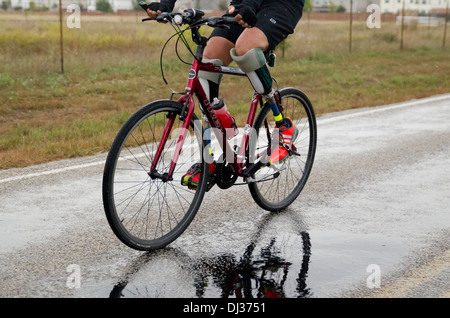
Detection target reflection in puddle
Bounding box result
[110,232,312,298]
[192,233,312,298]
[107,207,408,298]
[110,212,313,298]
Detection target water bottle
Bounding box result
[212,98,238,139]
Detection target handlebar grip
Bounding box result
[222,16,239,24]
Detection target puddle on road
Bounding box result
[98,225,408,298]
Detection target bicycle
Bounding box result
[102,7,317,251]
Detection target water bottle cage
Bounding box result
[219,117,238,140]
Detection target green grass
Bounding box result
[0,13,449,169]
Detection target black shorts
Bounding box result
[210,0,304,51]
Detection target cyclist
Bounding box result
[145,0,305,188]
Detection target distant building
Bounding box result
[7,0,448,14]
[311,0,449,14]
[174,0,226,12]
[9,0,30,10]
[312,0,331,12]
[378,0,449,14]
[8,0,141,11]
[311,0,373,12]
[5,0,225,11]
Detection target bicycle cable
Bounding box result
[159,19,206,95]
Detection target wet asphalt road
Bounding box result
[0,94,449,298]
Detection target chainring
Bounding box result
[215,156,238,189]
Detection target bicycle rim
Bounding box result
[102,100,207,250]
[248,88,317,211]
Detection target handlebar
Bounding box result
[139,2,238,28]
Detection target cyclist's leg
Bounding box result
[203,37,235,67]
[234,28,269,56]
[231,42,294,165]
[182,37,236,188]
[199,37,234,102]
[232,0,303,118]
[182,18,241,187]
[199,21,240,102]
[230,1,304,164]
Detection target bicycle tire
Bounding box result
[248,88,317,211]
[102,100,208,251]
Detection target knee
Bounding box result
[234,28,269,56]
[204,37,234,66]
[235,40,261,57]
[234,42,251,57]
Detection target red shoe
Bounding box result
[181,162,215,189]
[268,118,299,165]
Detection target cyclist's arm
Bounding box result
[229,0,263,28]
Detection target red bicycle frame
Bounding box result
[150,57,274,180]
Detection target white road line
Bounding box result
[1,94,449,185]
[0,161,105,184]
[318,93,450,125]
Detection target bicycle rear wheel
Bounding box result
[102,100,207,251]
[248,88,317,211]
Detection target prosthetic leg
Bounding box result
[230,48,283,122]
[230,48,298,165]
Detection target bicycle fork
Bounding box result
[148,94,197,182]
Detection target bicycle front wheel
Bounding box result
[102,100,207,251]
[248,88,317,211]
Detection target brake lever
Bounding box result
[157,13,172,22]
[206,17,220,27]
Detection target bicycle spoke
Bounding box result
[104,103,205,247]
[249,89,316,210]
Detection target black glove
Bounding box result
[233,4,258,27]
[147,1,173,13]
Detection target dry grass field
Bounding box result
[0,12,449,169]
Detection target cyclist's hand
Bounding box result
[229,5,257,28]
[146,2,172,20]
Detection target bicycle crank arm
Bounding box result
[246,171,280,184]
[245,160,291,183]
[242,160,266,178]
